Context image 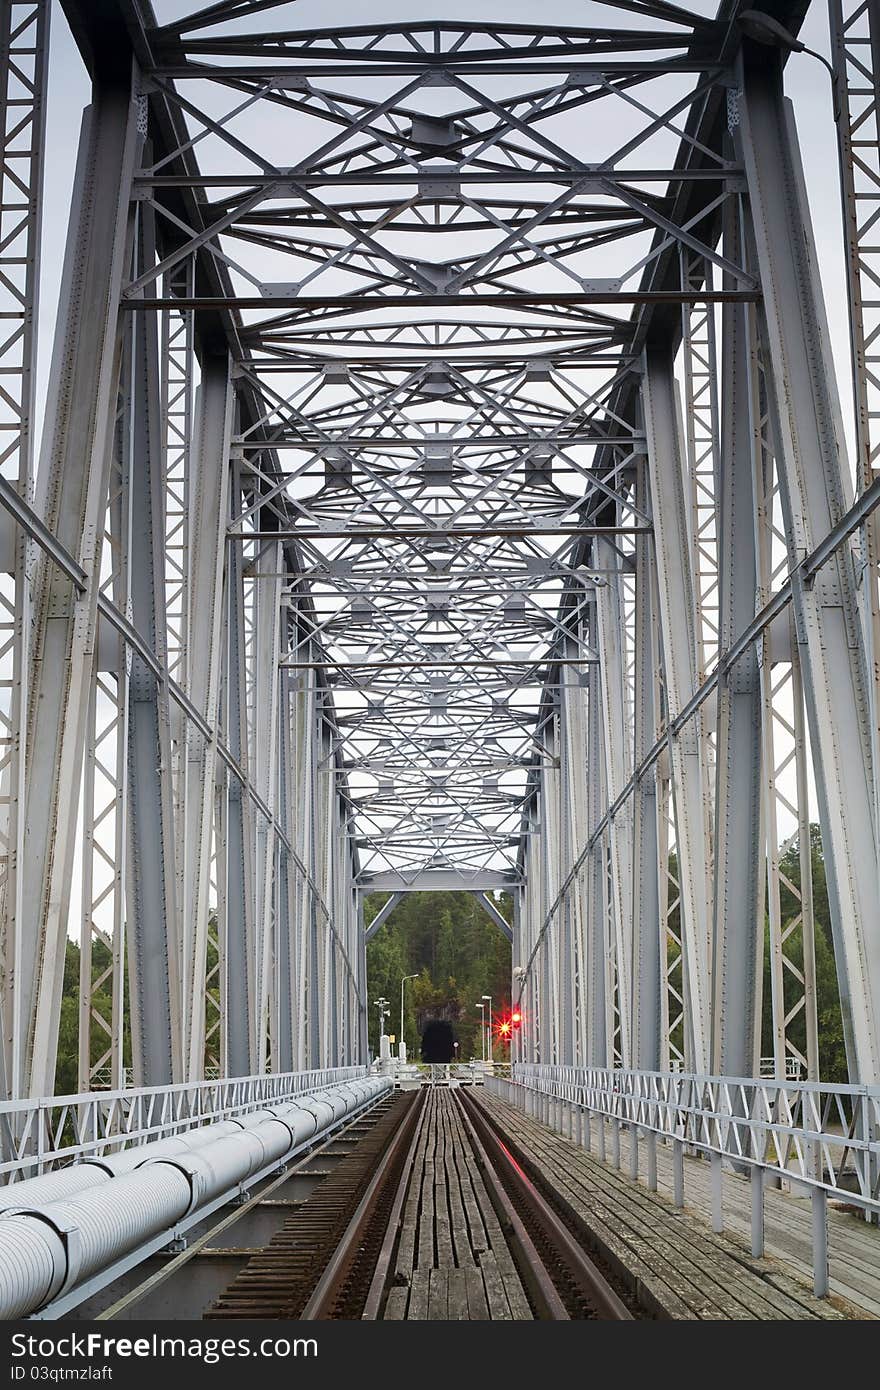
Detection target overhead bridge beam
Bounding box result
[359,870,520,895]
[364,892,404,943]
[472,893,513,942]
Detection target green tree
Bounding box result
[760,828,847,1082]
[365,891,513,1060]
[54,939,131,1095]
[669,826,848,1081]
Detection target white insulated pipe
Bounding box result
[0,1076,391,1319]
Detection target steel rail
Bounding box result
[298,1088,426,1319]
[455,1090,633,1320]
[360,1090,431,1320]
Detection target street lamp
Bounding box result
[374,996,389,1045]
[399,974,418,1060]
[475,1001,486,1061]
[482,994,492,1064]
[736,10,839,115]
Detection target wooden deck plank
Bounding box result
[428,1267,449,1319]
[464,1265,490,1320]
[407,1268,430,1320]
[383,1287,409,1320]
[478,1092,853,1321]
[447,1268,470,1320]
[479,1251,513,1320]
[444,1102,478,1266]
[586,1111,879,1316]
[517,1131,821,1319]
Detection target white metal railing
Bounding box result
[491,1064,880,1297]
[0,1066,368,1184]
[759,1055,802,1080]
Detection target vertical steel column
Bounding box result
[711,196,765,1077]
[631,460,662,1069]
[829,0,880,838]
[739,55,880,1082]
[22,75,140,1098]
[642,345,712,1072]
[585,661,611,1066]
[223,483,254,1076]
[542,716,561,1063]
[252,538,281,1069]
[557,656,580,1066]
[0,0,48,1100]
[79,371,131,1094]
[355,889,364,1061]
[124,202,181,1086]
[560,643,590,1066]
[275,661,294,1073]
[181,354,233,1080]
[595,537,634,1065]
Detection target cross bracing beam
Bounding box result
[2,0,879,1108]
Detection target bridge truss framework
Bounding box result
[0,0,879,1103]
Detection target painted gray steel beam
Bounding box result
[21,76,140,1098]
[252,538,282,1068]
[642,344,712,1073]
[738,54,880,1084]
[363,891,404,944]
[124,202,181,1086]
[359,870,519,893]
[631,459,662,1070]
[223,500,255,1077]
[556,665,577,1064]
[0,0,49,1105]
[357,896,368,1061]
[275,668,294,1073]
[181,354,234,1081]
[585,661,610,1067]
[710,196,764,1078]
[472,892,513,943]
[595,536,634,1065]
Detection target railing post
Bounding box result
[672,1137,684,1208]
[711,1150,723,1232]
[598,1113,607,1163]
[583,1108,592,1153]
[812,1186,829,1297]
[646,1129,657,1191]
[630,1124,639,1182]
[751,1165,764,1258]
[612,1117,621,1170]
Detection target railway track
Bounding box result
[207,1085,634,1321]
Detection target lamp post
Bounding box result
[476,1002,486,1062]
[374,996,389,1048]
[482,994,492,1064]
[399,974,417,1060]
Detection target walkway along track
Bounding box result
[207,1086,633,1320]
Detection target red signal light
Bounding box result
[499,1020,511,1037]
[511,1010,522,1029]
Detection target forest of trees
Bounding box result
[53,824,849,1091]
[364,891,513,1060]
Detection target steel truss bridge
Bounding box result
[0,0,879,1316]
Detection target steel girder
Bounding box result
[0,0,48,1101]
[738,51,879,1083]
[2,0,880,1100]
[23,74,141,1099]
